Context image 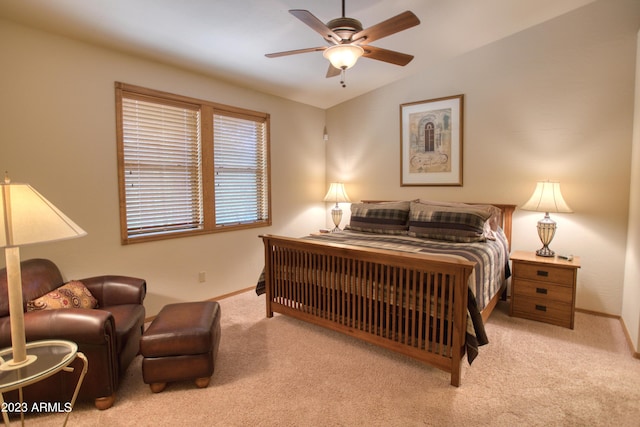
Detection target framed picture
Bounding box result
[400,94,464,186]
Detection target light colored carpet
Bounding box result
[25,290,640,426]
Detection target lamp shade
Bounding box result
[323,44,364,70]
[1,179,87,248]
[323,182,351,204]
[521,181,573,214]
[1,175,86,371]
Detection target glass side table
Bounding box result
[0,340,88,427]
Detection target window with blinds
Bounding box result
[115,83,271,244]
[214,114,269,226]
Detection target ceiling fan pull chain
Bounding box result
[340,68,346,88]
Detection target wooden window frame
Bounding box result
[115,82,271,244]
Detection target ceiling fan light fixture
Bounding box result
[323,44,364,70]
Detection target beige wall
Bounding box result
[326,0,640,316]
[0,19,327,316]
[622,29,640,353]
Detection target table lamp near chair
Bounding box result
[0,173,86,370]
[323,182,351,232]
[521,180,572,257]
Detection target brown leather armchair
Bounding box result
[0,258,146,410]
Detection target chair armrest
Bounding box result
[82,275,146,307]
[22,308,116,345]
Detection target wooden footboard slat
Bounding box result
[418,270,425,352]
[439,275,448,356]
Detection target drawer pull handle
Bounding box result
[535,304,547,312]
[536,288,548,295]
[536,270,549,277]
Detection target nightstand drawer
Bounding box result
[511,297,572,327]
[512,262,575,285]
[511,278,573,303]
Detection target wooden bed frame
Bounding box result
[260,204,515,386]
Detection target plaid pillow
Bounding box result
[408,202,491,242]
[347,201,409,235]
[418,199,502,231]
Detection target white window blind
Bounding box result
[214,114,268,226]
[121,97,203,237]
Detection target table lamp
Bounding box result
[521,180,572,257]
[323,182,350,232]
[0,174,86,370]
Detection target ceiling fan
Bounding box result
[265,0,420,87]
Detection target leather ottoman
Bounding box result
[140,301,221,393]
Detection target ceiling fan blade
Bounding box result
[289,9,341,44]
[265,47,327,58]
[362,45,414,66]
[326,64,341,78]
[352,11,420,45]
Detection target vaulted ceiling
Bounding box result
[0,0,594,109]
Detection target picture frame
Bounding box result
[400,94,464,186]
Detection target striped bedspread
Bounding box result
[309,229,509,311]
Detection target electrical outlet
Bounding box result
[198,271,206,283]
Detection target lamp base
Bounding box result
[330,205,343,233]
[535,214,557,258]
[0,354,38,371]
[535,246,555,257]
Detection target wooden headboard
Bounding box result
[487,204,516,250]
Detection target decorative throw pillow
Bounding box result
[27,280,98,312]
[408,201,492,243]
[418,199,502,231]
[346,201,410,235]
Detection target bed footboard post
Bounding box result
[261,235,274,318]
[451,370,461,387]
[450,265,471,387]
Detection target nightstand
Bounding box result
[509,251,581,329]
